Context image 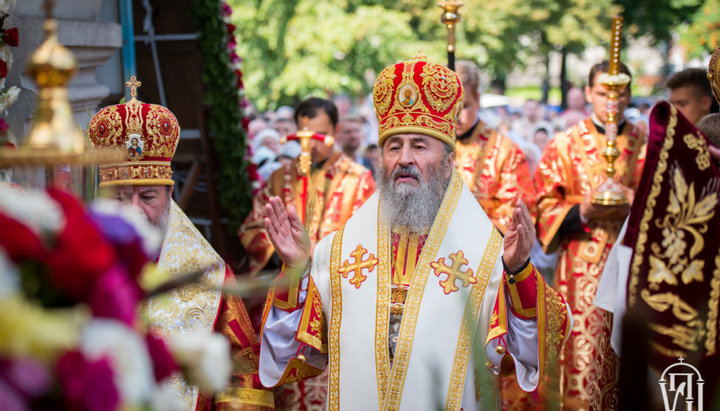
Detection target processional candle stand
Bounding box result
[592,16,631,206]
[438,0,463,71]
[280,126,334,231]
[0,0,122,197]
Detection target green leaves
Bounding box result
[192,0,253,233]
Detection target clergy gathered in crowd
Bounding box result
[4,2,720,411]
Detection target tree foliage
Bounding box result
[679,0,720,58]
[616,0,703,42]
[230,0,625,110]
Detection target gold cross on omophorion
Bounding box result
[125,76,142,100]
[431,250,476,294]
[338,244,378,289]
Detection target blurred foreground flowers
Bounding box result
[0,185,232,411]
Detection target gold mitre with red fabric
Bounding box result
[373,53,464,147]
[89,77,180,187]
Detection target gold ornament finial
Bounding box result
[708,46,720,106]
[0,0,123,168]
[608,16,623,76]
[438,0,463,70]
[592,15,629,206]
[412,50,428,61]
[125,76,142,100]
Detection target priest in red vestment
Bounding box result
[534,61,647,410]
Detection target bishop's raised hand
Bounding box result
[264,196,312,274]
[503,199,535,273]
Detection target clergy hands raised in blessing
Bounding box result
[503,200,535,273]
[264,196,312,276]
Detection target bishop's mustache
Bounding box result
[390,165,422,182]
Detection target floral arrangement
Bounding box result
[220,2,261,195]
[0,185,232,411]
[191,0,253,232]
[0,0,19,148]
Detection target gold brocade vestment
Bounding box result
[455,120,536,232]
[147,202,273,410]
[534,118,646,410]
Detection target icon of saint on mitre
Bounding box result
[126,133,144,161]
[398,84,417,107]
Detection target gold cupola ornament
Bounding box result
[0,0,122,195]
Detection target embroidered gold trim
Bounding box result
[383,171,463,410]
[376,207,392,408]
[215,387,275,408]
[629,105,677,305]
[328,227,346,411]
[445,229,501,410]
[706,252,720,355]
[297,277,328,353]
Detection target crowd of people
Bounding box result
[243,66,719,187]
[235,59,719,410]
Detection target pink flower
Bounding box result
[89,266,141,326]
[0,59,7,79]
[226,23,236,37]
[145,334,179,382]
[0,119,9,135]
[221,2,232,17]
[56,351,120,411]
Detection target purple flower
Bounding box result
[0,358,51,399]
[0,379,28,411]
[88,211,149,280]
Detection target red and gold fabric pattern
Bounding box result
[492,265,571,411]
[373,56,464,147]
[455,120,536,233]
[89,94,180,186]
[533,117,646,409]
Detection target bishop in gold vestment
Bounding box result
[534,62,646,410]
[89,82,273,410]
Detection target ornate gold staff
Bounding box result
[280,126,334,230]
[438,0,463,71]
[592,16,631,206]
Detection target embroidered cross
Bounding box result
[431,250,476,294]
[125,76,142,99]
[338,244,378,289]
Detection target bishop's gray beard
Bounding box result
[377,160,452,233]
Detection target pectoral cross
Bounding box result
[431,250,476,294]
[338,244,378,289]
[125,76,142,100]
